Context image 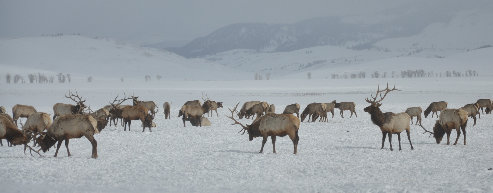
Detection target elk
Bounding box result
[335,102,357,118]
[203,100,223,117]
[89,108,110,132]
[424,101,447,118]
[178,101,206,127]
[300,103,325,122]
[238,101,262,119]
[0,113,14,146]
[422,109,468,145]
[12,104,37,125]
[364,84,413,151]
[460,104,479,126]
[163,102,171,119]
[247,103,267,120]
[283,103,300,118]
[320,101,336,122]
[475,99,492,114]
[405,107,423,125]
[228,103,300,154]
[122,105,152,132]
[0,114,29,146]
[36,114,99,158]
[132,96,157,116]
[22,112,52,143]
[52,91,87,120]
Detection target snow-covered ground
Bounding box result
[1,78,493,192]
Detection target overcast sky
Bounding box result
[1,0,491,44]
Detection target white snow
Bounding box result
[1,77,493,192]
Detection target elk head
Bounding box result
[364,83,399,113]
[131,95,140,105]
[36,132,57,152]
[432,121,445,144]
[66,91,86,114]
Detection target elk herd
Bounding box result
[1,86,492,158]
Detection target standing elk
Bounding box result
[300,103,325,122]
[424,101,447,118]
[320,101,336,122]
[335,102,357,118]
[132,96,157,116]
[364,84,414,151]
[178,101,206,127]
[12,104,37,125]
[405,107,423,125]
[163,102,171,119]
[203,100,223,117]
[123,105,152,132]
[422,109,468,145]
[460,104,479,126]
[283,103,300,118]
[52,91,87,120]
[475,99,492,114]
[228,103,300,154]
[37,114,99,158]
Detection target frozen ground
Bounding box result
[1,78,493,192]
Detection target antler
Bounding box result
[365,83,400,104]
[201,92,210,102]
[109,94,132,108]
[65,90,86,104]
[419,124,434,136]
[226,102,248,134]
[24,144,43,157]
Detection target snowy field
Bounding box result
[1,78,493,192]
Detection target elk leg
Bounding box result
[86,135,98,159]
[259,136,268,153]
[296,112,299,118]
[410,117,414,125]
[350,111,353,118]
[388,133,393,151]
[381,131,386,149]
[397,133,402,151]
[65,139,71,157]
[182,117,186,127]
[271,136,276,153]
[331,110,334,118]
[340,110,344,118]
[354,111,357,117]
[461,125,467,145]
[446,130,451,145]
[453,128,461,145]
[128,120,131,131]
[0,139,2,146]
[472,116,476,126]
[406,129,414,150]
[54,140,63,157]
[293,131,299,154]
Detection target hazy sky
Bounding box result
[0,0,491,44]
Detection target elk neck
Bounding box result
[368,106,385,127]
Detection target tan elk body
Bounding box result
[432,109,468,145]
[12,104,37,125]
[282,103,300,118]
[405,107,422,125]
[424,101,447,118]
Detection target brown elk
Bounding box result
[300,103,325,122]
[405,107,423,125]
[424,101,447,118]
[460,104,479,126]
[12,104,37,125]
[22,112,52,143]
[283,103,300,118]
[179,101,206,127]
[37,114,99,158]
[335,102,357,118]
[52,91,87,120]
[132,96,157,116]
[422,109,468,145]
[364,84,413,151]
[320,101,336,122]
[247,103,266,120]
[89,108,110,132]
[203,100,223,117]
[228,103,300,154]
[0,114,29,146]
[163,102,171,119]
[122,105,152,132]
[475,99,492,114]
[238,101,263,119]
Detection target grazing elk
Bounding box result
[37,114,99,158]
[475,99,492,114]
[0,114,29,146]
[422,109,468,145]
[405,107,423,125]
[52,91,87,120]
[89,108,110,132]
[12,104,37,125]
[22,112,52,144]
[163,102,171,119]
[247,103,267,120]
[364,84,413,151]
[132,96,157,116]
[179,101,206,127]
[335,102,357,118]
[238,101,268,119]
[203,100,223,117]
[283,103,300,118]
[424,101,447,118]
[228,103,300,154]
[300,103,325,122]
[460,104,479,126]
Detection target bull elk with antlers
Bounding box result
[52,91,87,120]
[228,103,300,154]
[364,84,414,151]
[421,109,468,145]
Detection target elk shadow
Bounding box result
[216,149,258,154]
[335,146,379,150]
